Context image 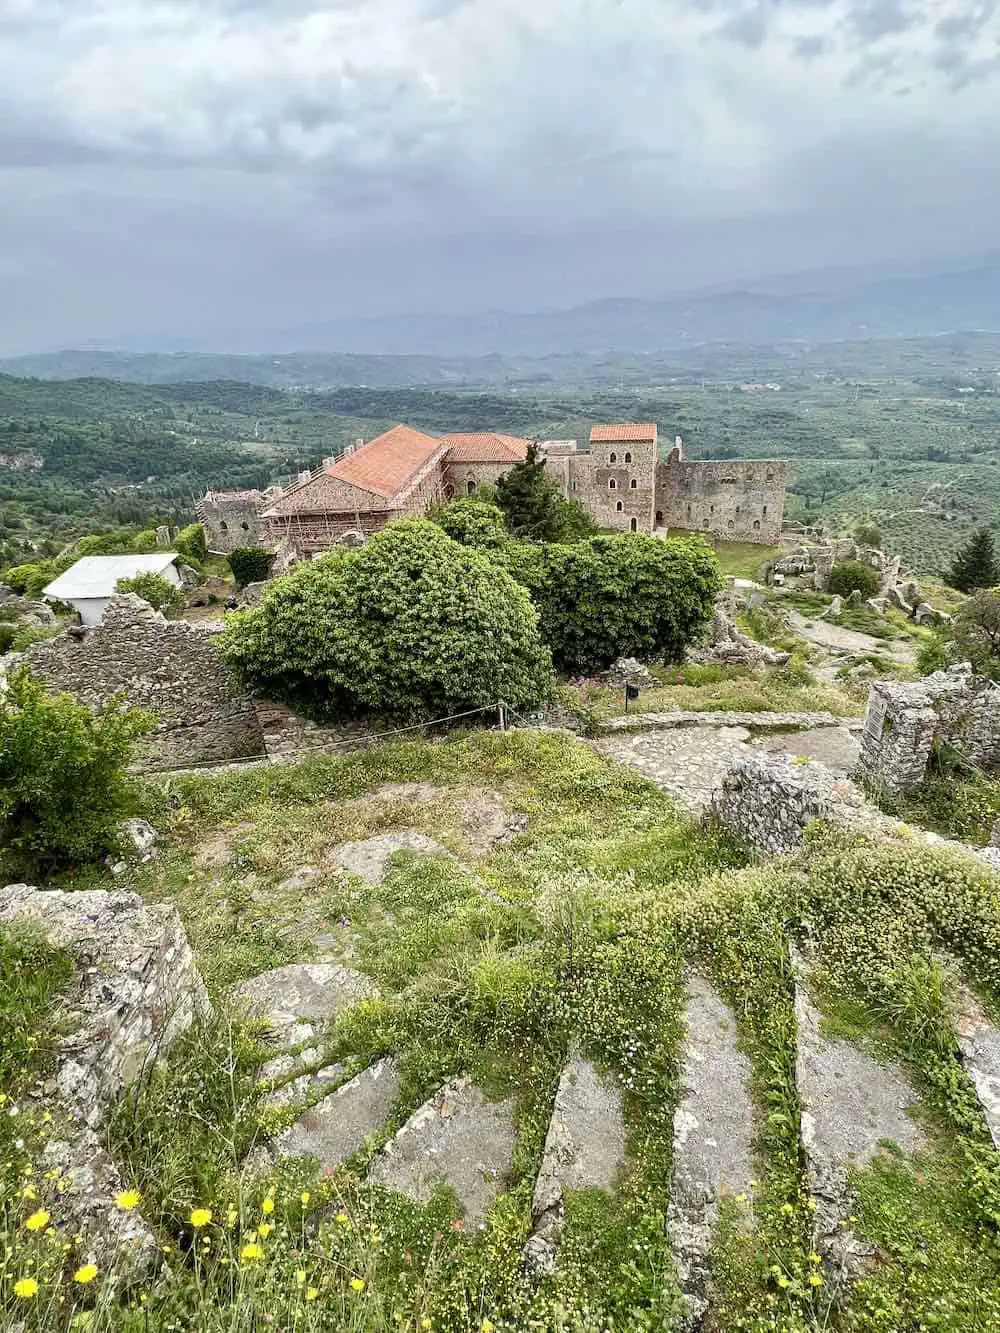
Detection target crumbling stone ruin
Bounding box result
[687,602,790,668]
[856,665,1000,795]
[0,881,208,1279]
[769,538,900,595]
[18,593,266,771]
[196,488,272,553]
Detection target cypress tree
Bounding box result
[946,528,999,594]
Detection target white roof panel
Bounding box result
[43,553,179,601]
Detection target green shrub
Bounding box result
[917,632,953,676]
[495,444,599,542]
[228,546,273,588]
[501,533,721,674]
[116,570,182,613]
[854,522,883,549]
[175,521,208,565]
[828,559,881,600]
[221,518,553,722]
[951,590,1000,681]
[0,624,15,655]
[430,497,509,550]
[0,668,153,875]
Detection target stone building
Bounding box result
[210,421,784,560]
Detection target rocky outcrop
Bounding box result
[687,605,790,668]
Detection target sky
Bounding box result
[1,0,999,353]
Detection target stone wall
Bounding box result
[197,490,267,554]
[21,594,266,771]
[655,458,786,544]
[443,459,520,497]
[856,666,1000,795]
[566,437,657,533]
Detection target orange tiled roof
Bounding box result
[590,423,658,443]
[327,424,444,499]
[441,433,531,463]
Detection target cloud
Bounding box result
[0,0,997,351]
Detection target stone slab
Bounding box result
[268,1058,402,1168]
[753,726,860,775]
[525,1055,626,1275]
[954,983,1000,1150]
[600,709,849,736]
[370,1076,517,1226]
[669,974,755,1325]
[593,727,753,813]
[333,832,453,884]
[230,962,377,1045]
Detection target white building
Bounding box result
[43,553,182,627]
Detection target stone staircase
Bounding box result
[233,954,1000,1326]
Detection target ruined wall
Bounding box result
[855,666,1000,795]
[22,594,266,771]
[197,491,266,554]
[655,459,786,544]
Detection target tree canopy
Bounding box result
[494,445,597,543]
[947,528,999,594]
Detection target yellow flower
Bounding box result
[350,1277,365,1293]
[74,1264,99,1285]
[116,1190,141,1211]
[241,1242,264,1263]
[305,1287,319,1301]
[190,1208,212,1229]
[261,1197,275,1216]
[482,1321,496,1333]
[335,1211,350,1226]
[779,1203,794,1216]
[808,1252,822,1265]
[421,1320,433,1330]
[295,1270,307,1286]
[258,1222,273,1239]
[300,1191,311,1206]
[227,1208,238,1226]
[25,1208,50,1232]
[15,1278,39,1299]
[809,1273,824,1287]
[22,1184,37,1200]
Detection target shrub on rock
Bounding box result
[220,519,553,722]
[502,533,721,674]
[0,668,153,875]
[828,559,881,600]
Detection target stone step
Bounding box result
[793,955,926,1292]
[259,1052,345,1110]
[259,1057,402,1170]
[230,962,378,1051]
[668,973,755,1327]
[953,982,1000,1150]
[369,1077,518,1227]
[524,1054,626,1276]
[600,710,854,736]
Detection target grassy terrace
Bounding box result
[4,730,1000,1330]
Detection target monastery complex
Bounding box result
[198,423,786,559]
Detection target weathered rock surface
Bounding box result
[231,962,377,1046]
[370,1077,517,1226]
[524,1055,626,1276]
[688,604,790,668]
[0,883,208,1278]
[669,974,755,1326]
[594,726,753,813]
[262,1058,402,1168]
[601,709,847,736]
[602,657,659,688]
[333,831,454,884]
[794,965,925,1289]
[953,983,1000,1150]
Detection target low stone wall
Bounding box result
[20,593,266,772]
[0,883,209,1276]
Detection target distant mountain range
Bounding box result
[4,261,999,385]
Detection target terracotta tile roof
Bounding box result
[327,424,444,499]
[590,423,658,443]
[441,433,531,463]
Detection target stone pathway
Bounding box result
[369,1077,518,1227]
[601,709,852,735]
[788,611,915,666]
[231,962,378,1048]
[524,1055,626,1276]
[669,974,755,1326]
[953,983,1000,1150]
[333,832,454,885]
[793,960,925,1291]
[262,1058,403,1170]
[754,726,860,772]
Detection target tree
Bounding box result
[229,547,274,588]
[116,572,182,613]
[828,560,881,600]
[854,523,882,549]
[220,519,552,722]
[947,528,999,594]
[501,534,721,674]
[175,522,208,565]
[430,497,509,550]
[0,668,152,875]
[494,445,598,542]
[951,591,1000,681]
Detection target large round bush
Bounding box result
[431,497,509,550]
[221,519,553,721]
[501,533,721,674]
[828,559,880,600]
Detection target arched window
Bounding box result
[702,518,710,529]
[630,517,638,532]
[766,470,774,481]
[241,521,250,531]
[467,480,476,495]
[624,452,632,463]
[727,520,735,530]
[630,479,638,490]
[609,479,617,490]
[763,504,768,515]
[753,520,761,531]
[686,504,691,518]
[220,521,228,532]
[616,500,623,512]
[609,452,618,464]
[656,510,664,524]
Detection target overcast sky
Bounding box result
[1,0,998,353]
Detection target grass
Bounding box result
[666,535,783,582]
[7,733,1000,1330]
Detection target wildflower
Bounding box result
[482,1321,496,1333]
[258,1222,273,1239]
[306,1287,319,1301]
[190,1208,212,1229]
[22,1184,37,1200]
[350,1277,365,1293]
[776,1275,790,1290]
[241,1242,264,1263]
[295,1270,307,1286]
[300,1191,311,1206]
[74,1264,99,1285]
[779,1203,794,1217]
[261,1197,275,1216]
[26,1208,50,1231]
[15,1278,39,1299]
[335,1211,350,1226]
[116,1190,141,1211]
[227,1208,238,1226]
[422,1320,433,1330]
[808,1252,822,1265]
[809,1273,824,1288]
